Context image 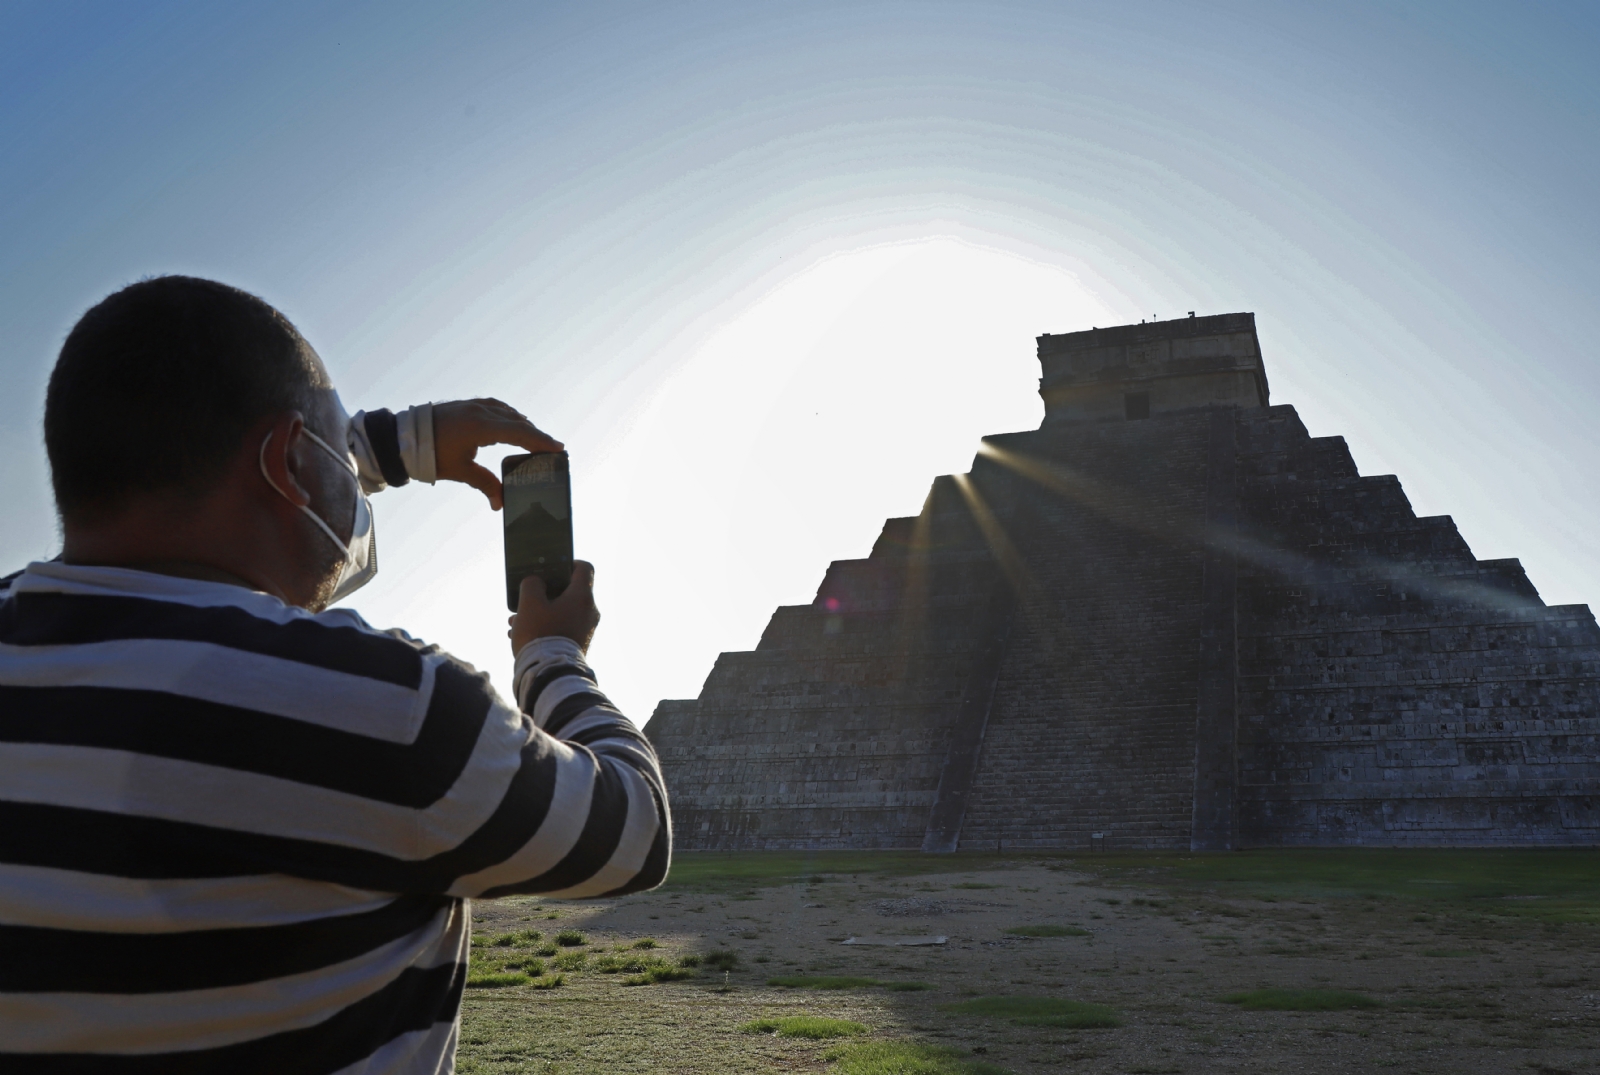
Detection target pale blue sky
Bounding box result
[4,2,1597,720]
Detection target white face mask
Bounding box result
[259,426,377,603]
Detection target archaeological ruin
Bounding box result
[646,313,1600,851]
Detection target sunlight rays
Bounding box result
[973,436,1545,616]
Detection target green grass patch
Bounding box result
[623,962,695,986]
[482,928,542,948]
[951,882,998,890]
[1005,924,1090,937]
[1048,848,1600,922]
[663,851,1025,893]
[554,930,587,947]
[665,847,1600,915]
[594,953,672,974]
[631,938,658,949]
[1222,987,1381,1011]
[551,951,587,971]
[769,975,882,990]
[939,996,1121,1029]
[465,970,530,988]
[703,950,740,971]
[822,1040,1012,1075]
[741,1016,869,1039]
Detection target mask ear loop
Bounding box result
[259,429,357,561]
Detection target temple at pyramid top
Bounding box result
[1037,311,1270,422]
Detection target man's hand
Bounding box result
[433,398,563,510]
[509,561,600,655]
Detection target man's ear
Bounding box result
[258,411,311,509]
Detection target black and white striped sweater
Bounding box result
[0,559,670,1073]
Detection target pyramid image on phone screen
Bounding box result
[505,492,570,582]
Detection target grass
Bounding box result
[1004,924,1090,937]
[509,942,700,986]
[740,1016,869,1039]
[1055,848,1600,922]
[555,930,587,947]
[1222,987,1382,1011]
[769,975,883,990]
[551,951,587,971]
[479,928,542,948]
[464,958,564,990]
[466,946,548,989]
[457,849,1600,1074]
[663,848,1600,922]
[940,996,1122,1029]
[622,961,695,986]
[821,1040,1012,1075]
[703,949,740,971]
[593,952,667,974]
[661,851,1024,893]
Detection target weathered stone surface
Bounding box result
[647,313,1600,849]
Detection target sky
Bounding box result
[3,1,1598,723]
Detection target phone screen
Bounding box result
[502,451,573,611]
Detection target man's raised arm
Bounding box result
[442,564,671,899]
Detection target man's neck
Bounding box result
[97,559,260,592]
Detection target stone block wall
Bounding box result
[955,413,1216,850]
[648,478,1008,849]
[1232,406,1600,845]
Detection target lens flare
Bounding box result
[975,437,1544,615]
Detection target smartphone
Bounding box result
[502,451,573,611]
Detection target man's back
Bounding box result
[0,559,668,1072]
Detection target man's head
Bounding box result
[48,276,358,608]
[46,276,331,523]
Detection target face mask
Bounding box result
[259,426,378,603]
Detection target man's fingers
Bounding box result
[517,573,550,612]
[494,417,564,454]
[510,561,598,655]
[479,397,529,422]
[564,560,595,596]
[460,461,504,509]
[433,398,563,454]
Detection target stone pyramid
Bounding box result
[647,313,1600,850]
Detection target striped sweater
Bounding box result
[0,559,670,1073]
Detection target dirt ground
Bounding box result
[458,850,1600,1074]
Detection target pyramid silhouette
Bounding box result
[648,313,1600,851]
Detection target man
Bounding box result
[0,276,670,1072]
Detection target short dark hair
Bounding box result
[45,276,326,523]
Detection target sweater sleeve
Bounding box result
[348,404,437,494]
[441,637,672,899]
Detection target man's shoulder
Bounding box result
[0,563,442,690]
[0,565,26,601]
